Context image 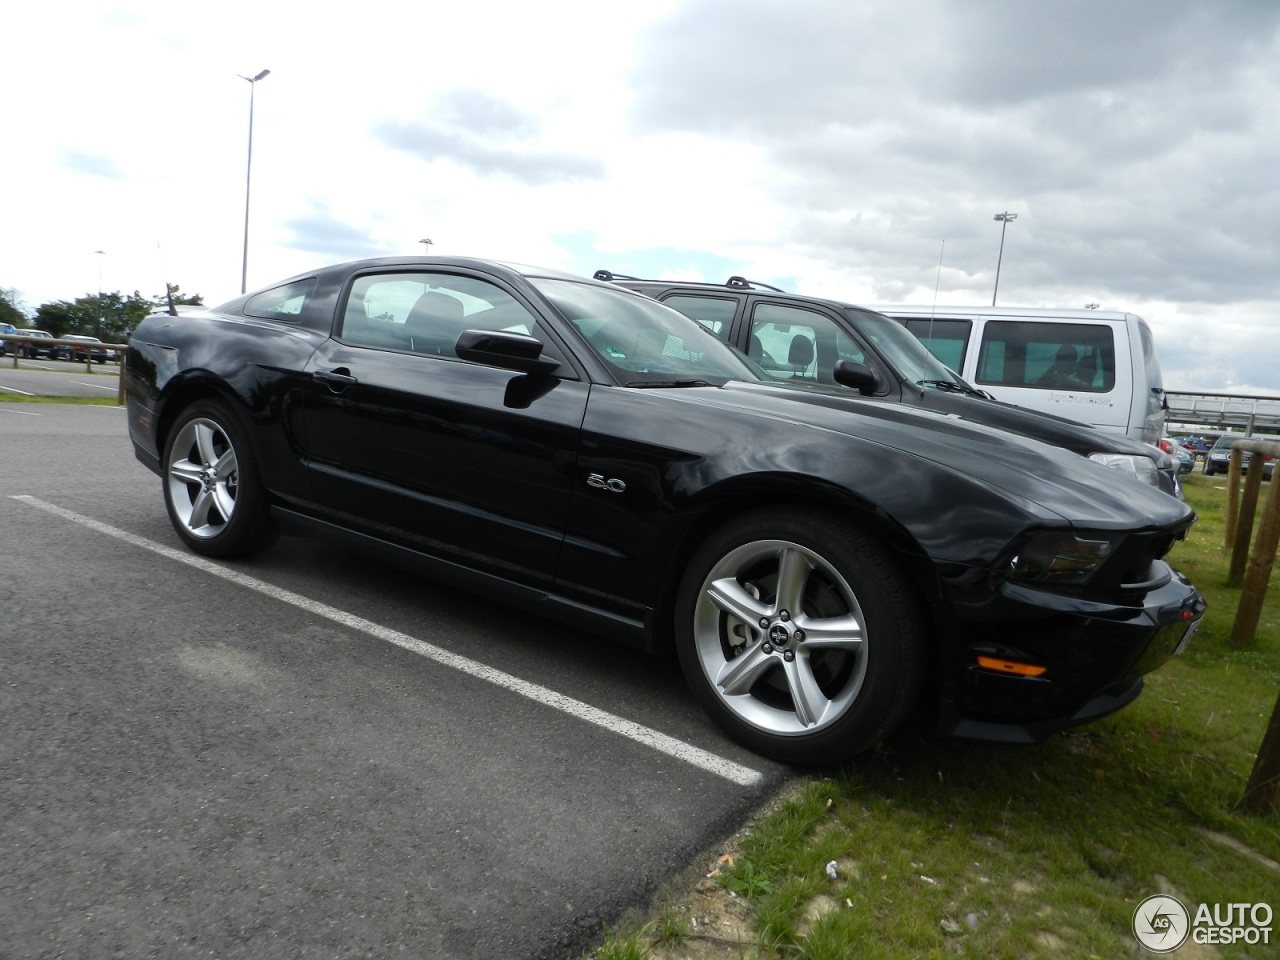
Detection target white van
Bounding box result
[869,305,1167,445]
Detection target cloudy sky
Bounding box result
[3,0,1278,393]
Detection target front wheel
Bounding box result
[675,507,925,766]
[162,400,277,558]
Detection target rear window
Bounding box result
[975,320,1115,393]
[244,278,317,322]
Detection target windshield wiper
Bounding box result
[916,378,968,393]
[624,379,713,388]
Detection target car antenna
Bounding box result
[157,242,178,316]
[924,239,945,356]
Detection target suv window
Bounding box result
[976,320,1115,392]
[748,303,863,384]
[661,295,737,338]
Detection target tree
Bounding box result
[154,284,204,309]
[27,283,204,341]
[34,291,154,342]
[33,300,86,339]
[1,287,27,327]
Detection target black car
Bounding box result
[1203,432,1274,480]
[596,273,1180,499]
[16,329,56,359]
[124,257,1204,765]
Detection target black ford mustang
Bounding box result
[125,257,1205,765]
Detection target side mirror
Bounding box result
[455,329,561,376]
[833,359,879,395]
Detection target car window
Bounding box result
[531,278,754,385]
[748,303,863,384]
[902,317,971,372]
[244,278,316,322]
[340,272,561,362]
[660,295,737,340]
[976,320,1116,392]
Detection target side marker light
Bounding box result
[977,655,1047,677]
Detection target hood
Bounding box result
[907,385,1154,459]
[700,380,1191,532]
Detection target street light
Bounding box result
[992,212,1017,306]
[239,68,271,294]
[94,250,105,295]
[419,238,434,256]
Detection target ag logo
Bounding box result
[1133,894,1190,953]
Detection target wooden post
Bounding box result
[1225,451,1242,550]
[1230,456,1280,645]
[1240,686,1280,815]
[1228,451,1264,587]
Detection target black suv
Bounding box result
[596,272,1179,498]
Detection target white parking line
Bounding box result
[13,495,764,788]
[0,384,36,396]
[71,380,120,392]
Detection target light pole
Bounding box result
[419,238,434,256]
[94,250,105,295]
[992,212,1017,306]
[240,69,271,294]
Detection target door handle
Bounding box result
[314,368,358,392]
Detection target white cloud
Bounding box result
[2,0,1276,393]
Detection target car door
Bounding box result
[295,268,589,588]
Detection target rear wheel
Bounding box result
[162,400,277,558]
[675,507,925,765]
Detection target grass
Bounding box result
[589,473,1280,959]
[0,393,120,405]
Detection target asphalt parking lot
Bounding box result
[0,359,124,400]
[1,402,789,959]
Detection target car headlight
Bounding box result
[1007,531,1118,585]
[1088,452,1160,488]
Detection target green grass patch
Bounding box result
[590,473,1280,959]
[0,393,120,405]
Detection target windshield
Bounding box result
[848,309,973,389]
[531,277,759,385]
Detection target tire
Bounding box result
[675,506,925,766]
[162,400,277,558]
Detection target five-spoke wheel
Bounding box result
[162,400,275,558]
[676,507,922,765]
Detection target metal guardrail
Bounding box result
[1166,390,1280,433]
[0,333,128,404]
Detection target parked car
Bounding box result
[0,321,16,356]
[595,273,1180,499]
[1161,438,1195,476]
[16,329,56,359]
[125,257,1204,765]
[1203,432,1275,479]
[870,304,1168,445]
[54,334,113,363]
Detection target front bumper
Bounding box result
[936,561,1204,743]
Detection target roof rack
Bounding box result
[726,275,785,293]
[593,270,786,293]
